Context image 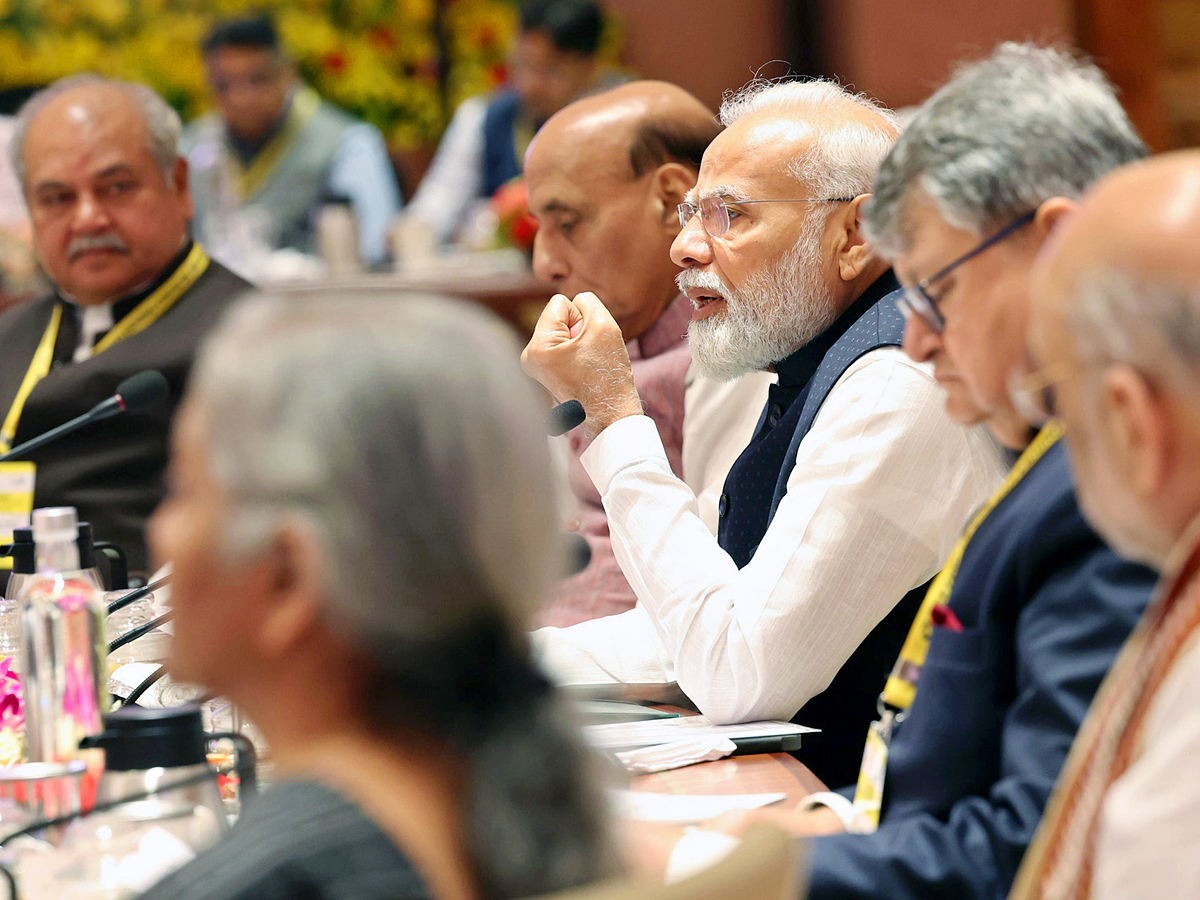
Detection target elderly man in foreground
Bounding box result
[680,44,1156,900]
[1011,152,1200,900]
[524,79,1006,786]
[0,75,249,573]
[525,81,771,627]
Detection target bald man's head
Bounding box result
[526,81,719,338]
[15,75,192,306]
[1040,152,1200,309]
[1029,151,1200,566]
[530,81,717,181]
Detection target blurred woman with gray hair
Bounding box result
[138,294,616,900]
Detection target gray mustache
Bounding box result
[675,269,729,298]
[68,234,129,260]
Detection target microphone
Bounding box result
[565,533,591,575]
[548,400,586,436]
[0,369,170,463]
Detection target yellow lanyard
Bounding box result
[234,87,320,200]
[849,421,1065,831]
[880,420,1064,711]
[0,243,210,453]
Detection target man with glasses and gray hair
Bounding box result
[682,42,1157,900]
[523,78,1007,787]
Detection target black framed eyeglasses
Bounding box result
[896,210,1038,333]
[677,196,855,238]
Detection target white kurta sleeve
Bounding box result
[536,348,1008,723]
[404,96,487,244]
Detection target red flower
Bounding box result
[322,50,349,75]
[368,27,396,52]
[509,212,539,250]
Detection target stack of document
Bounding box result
[585,715,815,754]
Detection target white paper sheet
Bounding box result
[585,714,816,751]
[613,789,788,824]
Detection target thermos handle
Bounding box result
[93,542,129,591]
[206,731,258,797]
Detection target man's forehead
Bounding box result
[525,155,594,215]
[529,112,632,177]
[206,45,280,73]
[526,136,628,214]
[694,114,814,197]
[890,196,979,284]
[25,112,152,184]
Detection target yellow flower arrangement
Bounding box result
[0,0,522,147]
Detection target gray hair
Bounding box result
[188,293,616,898]
[1068,268,1200,384]
[865,43,1148,258]
[10,74,182,186]
[719,78,900,202]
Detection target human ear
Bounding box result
[256,520,325,659]
[651,163,695,230]
[172,157,194,219]
[1032,197,1077,242]
[1101,364,1170,499]
[834,194,878,282]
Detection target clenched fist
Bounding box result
[521,292,643,435]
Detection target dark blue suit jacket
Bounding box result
[806,440,1155,899]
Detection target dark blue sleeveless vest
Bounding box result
[714,272,929,787]
[482,89,523,197]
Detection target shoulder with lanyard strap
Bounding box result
[881,420,1064,713]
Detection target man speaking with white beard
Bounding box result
[523,79,1008,785]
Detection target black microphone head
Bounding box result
[115,370,170,415]
[548,400,586,437]
[565,532,592,576]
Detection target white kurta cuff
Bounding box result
[580,414,668,494]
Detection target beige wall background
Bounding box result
[608,0,1070,110]
[823,0,1072,107]
[604,0,789,112]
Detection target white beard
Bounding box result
[680,212,838,382]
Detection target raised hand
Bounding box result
[521,292,644,435]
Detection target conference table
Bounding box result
[265,264,553,337]
[622,746,821,877]
[623,703,824,808]
[630,751,823,806]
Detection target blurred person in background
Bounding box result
[1012,151,1200,900]
[524,78,1008,787]
[0,74,249,575]
[406,0,618,246]
[183,14,402,268]
[680,44,1155,900]
[524,80,772,627]
[139,294,616,900]
[0,110,44,312]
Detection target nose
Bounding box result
[532,232,569,285]
[670,213,713,269]
[72,191,112,233]
[901,312,944,363]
